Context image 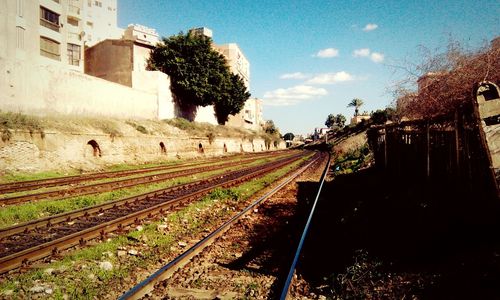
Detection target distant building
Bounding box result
[350,115,371,125]
[83,0,122,47]
[226,98,263,131]
[188,27,213,39]
[212,43,250,89]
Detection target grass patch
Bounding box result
[125,121,149,135]
[163,118,257,139]
[0,156,284,228]
[0,111,45,139]
[0,154,311,298]
[332,143,372,175]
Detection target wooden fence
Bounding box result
[367,111,497,197]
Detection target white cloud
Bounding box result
[280,72,308,80]
[353,48,371,57]
[263,85,328,106]
[306,71,354,84]
[370,52,384,63]
[352,48,385,63]
[314,48,339,58]
[362,23,378,32]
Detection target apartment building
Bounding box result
[212,43,250,89]
[83,0,122,46]
[0,0,120,72]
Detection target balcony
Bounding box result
[40,18,59,32]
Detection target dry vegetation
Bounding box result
[395,37,500,119]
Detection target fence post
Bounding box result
[426,121,430,180]
[384,126,388,171]
[454,110,460,173]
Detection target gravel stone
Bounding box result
[99,261,113,271]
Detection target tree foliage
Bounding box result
[370,107,396,125]
[394,38,500,118]
[283,132,295,141]
[147,32,250,124]
[263,120,279,135]
[325,114,347,129]
[347,98,364,117]
[214,73,251,124]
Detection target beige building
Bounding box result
[0,2,170,120]
[226,98,263,131]
[213,43,250,89]
[82,0,122,46]
[0,0,122,72]
[1,0,87,71]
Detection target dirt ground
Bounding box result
[297,166,500,299]
[146,156,327,299]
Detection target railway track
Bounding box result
[118,152,330,299]
[0,151,282,195]
[0,151,309,274]
[0,151,291,206]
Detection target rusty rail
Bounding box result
[0,151,282,194]
[0,152,291,206]
[118,152,323,300]
[0,152,308,274]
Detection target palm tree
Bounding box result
[348,98,364,117]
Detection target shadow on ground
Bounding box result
[298,167,500,299]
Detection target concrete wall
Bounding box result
[0,130,284,172]
[0,58,159,119]
[194,105,218,125]
[132,70,175,120]
[84,39,133,86]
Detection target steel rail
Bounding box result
[0,152,300,240]
[0,152,291,206]
[279,153,331,300]
[0,153,308,274]
[0,151,283,194]
[118,153,322,300]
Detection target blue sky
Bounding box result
[118,0,500,135]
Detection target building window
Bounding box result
[87,0,91,7]
[67,43,81,66]
[16,0,24,17]
[16,26,25,49]
[40,36,60,60]
[94,1,102,7]
[86,21,93,28]
[67,17,78,26]
[40,6,60,32]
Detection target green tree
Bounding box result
[370,107,396,124]
[147,32,249,123]
[348,98,364,117]
[263,120,278,135]
[214,74,251,124]
[325,114,346,129]
[283,132,295,141]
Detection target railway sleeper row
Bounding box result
[0,152,309,274]
[0,152,292,206]
[118,152,327,299]
[0,151,284,194]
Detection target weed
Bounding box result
[207,132,215,144]
[1,129,12,142]
[0,155,312,298]
[126,121,149,134]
